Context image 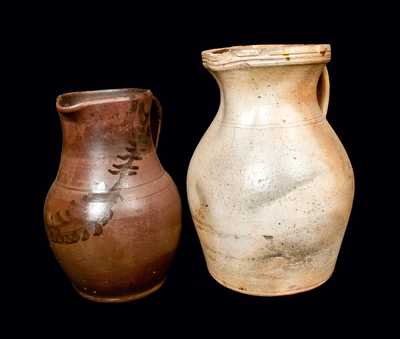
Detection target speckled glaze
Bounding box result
[44,89,181,302]
[187,44,354,296]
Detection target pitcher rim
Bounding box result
[202,44,331,70]
[56,88,152,113]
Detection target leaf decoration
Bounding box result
[128,140,137,147]
[81,229,90,241]
[112,163,127,169]
[52,210,70,225]
[47,101,153,245]
[117,154,130,160]
[108,169,120,175]
[93,224,103,236]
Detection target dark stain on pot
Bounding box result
[202,236,327,267]
[259,253,285,261]
[259,240,326,266]
[194,217,254,240]
[195,218,330,267]
[213,48,230,54]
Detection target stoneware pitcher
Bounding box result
[187,44,354,296]
[44,89,181,302]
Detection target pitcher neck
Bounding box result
[55,89,164,190]
[202,44,330,127]
[57,89,158,159]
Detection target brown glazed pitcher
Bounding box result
[44,89,181,302]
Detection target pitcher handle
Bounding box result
[150,95,163,148]
[317,66,330,117]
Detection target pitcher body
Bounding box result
[187,45,354,295]
[44,89,181,302]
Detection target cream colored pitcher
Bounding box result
[187,44,354,296]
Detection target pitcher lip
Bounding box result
[202,44,331,70]
[56,88,152,113]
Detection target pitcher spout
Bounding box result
[56,87,162,155]
[56,88,150,114]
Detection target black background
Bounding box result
[8,4,390,333]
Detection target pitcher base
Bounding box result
[209,270,331,296]
[73,279,166,303]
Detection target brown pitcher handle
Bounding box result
[317,66,330,117]
[150,95,163,148]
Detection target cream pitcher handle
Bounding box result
[317,66,330,117]
[150,95,163,148]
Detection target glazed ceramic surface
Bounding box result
[187,44,354,296]
[44,89,181,302]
